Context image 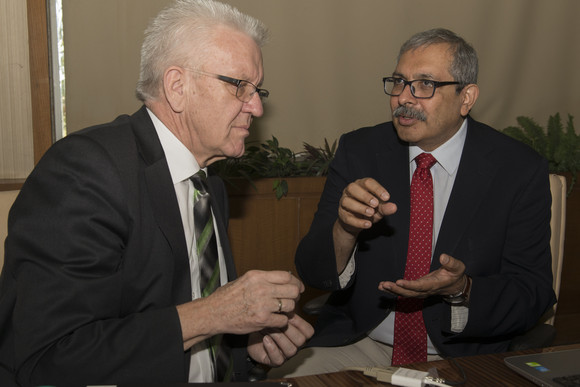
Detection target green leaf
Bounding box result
[273,179,289,199]
[502,113,577,194]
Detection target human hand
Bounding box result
[247,313,314,367]
[200,270,304,336]
[336,178,397,236]
[378,254,466,298]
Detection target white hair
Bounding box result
[135,0,269,102]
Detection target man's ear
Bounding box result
[460,84,479,117]
[163,66,187,113]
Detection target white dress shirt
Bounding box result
[148,109,228,382]
[340,119,468,353]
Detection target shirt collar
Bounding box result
[409,118,468,175]
[147,108,204,183]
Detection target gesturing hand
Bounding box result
[378,254,466,298]
[336,177,397,236]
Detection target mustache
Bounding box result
[393,105,427,121]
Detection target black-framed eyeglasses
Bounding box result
[188,69,269,102]
[383,76,461,99]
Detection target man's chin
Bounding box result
[226,144,246,159]
[394,122,425,143]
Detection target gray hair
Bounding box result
[398,28,478,90]
[135,0,269,102]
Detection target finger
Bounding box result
[338,207,373,230]
[275,315,314,345]
[377,201,397,217]
[340,194,378,219]
[265,329,297,357]
[359,178,390,204]
[287,314,315,340]
[379,280,426,298]
[261,316,313,358]
[344,179,388,209]
[262,334,286,366]
[272,297,296,314]
[269,284,302,303]
[242,271,304,299]
[264,312,291,329]
[439,254,465,275]
[378,281,396,293]
[249,270,302,287]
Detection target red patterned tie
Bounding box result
[392,152,437,365]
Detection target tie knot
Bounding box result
[415,153,437,170]
[191,170,208,194]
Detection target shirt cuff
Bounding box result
[338,246,357,288]
[450,304,469,333]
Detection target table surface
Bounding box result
[265,343,580,386]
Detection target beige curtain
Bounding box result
[63,0,580,152]
[0,0,34,179]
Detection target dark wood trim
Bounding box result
[26,0,53,164]
[0,180,24,192]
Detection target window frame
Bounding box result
[0,0,53,191]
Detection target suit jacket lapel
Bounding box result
[131,107,191,299]
[433,118,497,268]
[376,126,412,279]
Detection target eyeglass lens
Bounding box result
[236,81,269,102]
[384,79,436,98]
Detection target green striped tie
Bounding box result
[191,171,233,381]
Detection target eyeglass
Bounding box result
[383,76,461,99]
[188,69,269,103]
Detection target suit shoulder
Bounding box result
[340,121,398,147]
[72,113,135,146]
[468,118,546,164]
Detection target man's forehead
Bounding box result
[394,44,453,78]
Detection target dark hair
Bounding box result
[398,28,478,89]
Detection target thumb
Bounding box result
[439,254,463,274]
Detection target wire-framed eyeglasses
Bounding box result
[383,76,461,99]
[188,69,269,102]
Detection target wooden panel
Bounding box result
[0,180,24,192]
[226,177,327,323]
[298,196,321,239]
[228,195,299,275]
[27,0,53,163]
[227,177,326,275]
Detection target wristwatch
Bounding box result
[443,275,472,306]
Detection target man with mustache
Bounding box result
[269,28,555,377]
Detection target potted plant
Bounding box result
[212,136,336,199]
[502,113,579,194]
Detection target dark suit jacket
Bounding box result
[0,106,249,386]
[296,117,556,357]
